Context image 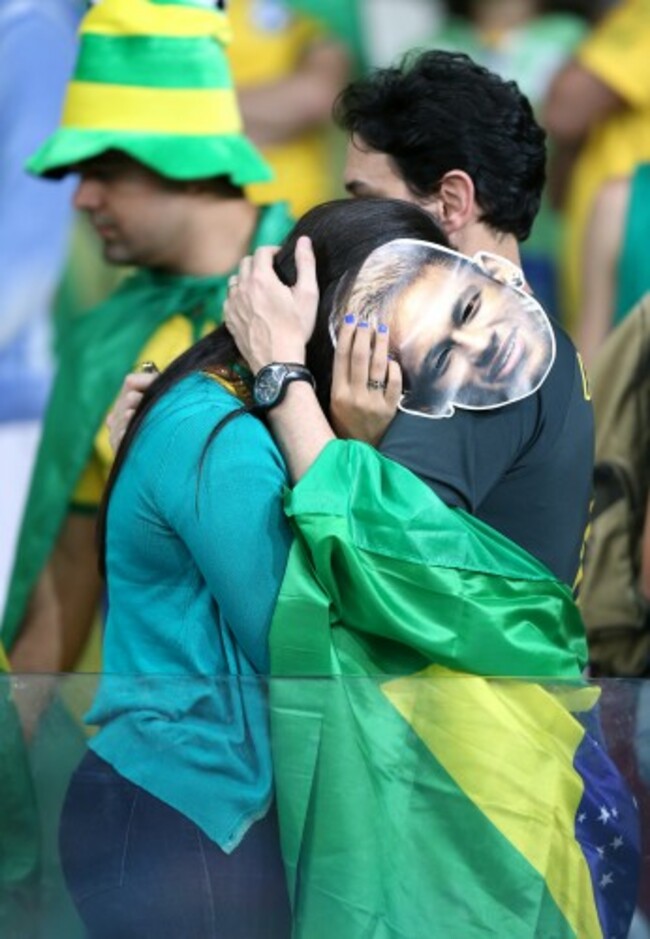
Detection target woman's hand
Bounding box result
[106,371,156,452]
[224,236,319,373]
[330,316,402,446]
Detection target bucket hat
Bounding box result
[28,0,272,185]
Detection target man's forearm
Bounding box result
[9,566,62,673]
[52,517,104,672]
[238,42,349,147]
[9,568,64,741]
[268,382,335,482]
[10,514,103,673]
[543,61,624,144]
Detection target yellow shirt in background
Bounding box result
[72,316,216,507]
[563,0,650,332]
[227,0,337,218]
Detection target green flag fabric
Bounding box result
[2,202,294,651]
[270,441,640,939]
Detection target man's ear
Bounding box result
[422,170,478,237]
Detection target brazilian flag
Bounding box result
[270,441,640,939]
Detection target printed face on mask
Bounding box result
[332,240,555,419]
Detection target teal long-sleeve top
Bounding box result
[85,373,292,852]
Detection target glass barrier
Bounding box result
[1,674,649,939]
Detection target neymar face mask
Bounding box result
[331,240,556,419]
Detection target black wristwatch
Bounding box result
[252,362,316,409]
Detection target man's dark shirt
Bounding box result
[379,321,594,587]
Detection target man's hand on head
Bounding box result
[330,316,402,446]
[106,371,156,452]
[224,236,319,373]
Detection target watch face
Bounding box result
[254,365,285,406]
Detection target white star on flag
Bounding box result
[599,872,614,889]
[598,806,611,824]
[611,836,624,850]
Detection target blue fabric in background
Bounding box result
[0,0,82,422]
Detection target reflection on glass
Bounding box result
[0,675,648,939]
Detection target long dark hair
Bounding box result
[97,197,449,572]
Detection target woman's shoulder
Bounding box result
[114,370,287,521]
[139,371,281,468]
[148,372,244,428]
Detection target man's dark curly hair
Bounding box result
[333,50,547,242]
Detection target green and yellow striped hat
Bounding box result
[28,0,272,185]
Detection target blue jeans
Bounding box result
[59,751,291,939]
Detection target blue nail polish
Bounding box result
[344,314,355,324]
[377,323,389,334]
[357,320,370,329]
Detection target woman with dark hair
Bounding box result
[57,198,450,939]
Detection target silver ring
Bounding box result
[367,379,387,391]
